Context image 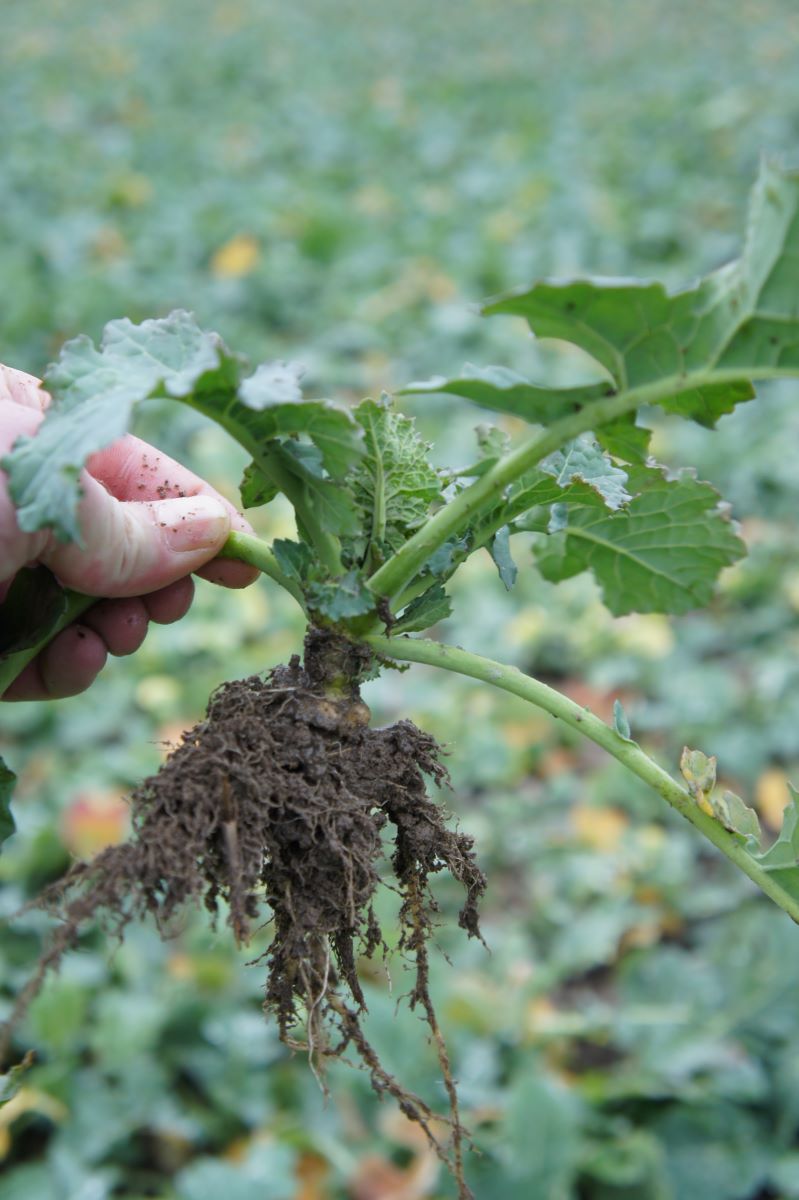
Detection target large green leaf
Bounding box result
[401,363,611,425]
[483,160,799,419]
[402,361,752,435]
[2,311,363,542]
[534,467,745,615]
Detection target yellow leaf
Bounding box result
[756,767,792,831]
[211,234,260,279]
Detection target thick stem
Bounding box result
[218,531,306,611]
[364,634,799,925]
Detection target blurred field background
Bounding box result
[3,1,799,1196]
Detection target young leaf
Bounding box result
[454,423,512,478]
[535,468,744,615]
[306,571,375,621]
[483,160,799,420]
[425,535,471,577]
[393,583,453,633]
[0,756,16,851]
[680,747,718,814]
[3,311,363,542]
[489,527,518,590]
[613,699,632,741]
[348,398,442,555]
[711,790,762,842]
[239,461,278,509]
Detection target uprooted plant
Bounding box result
[3,159,799,1196]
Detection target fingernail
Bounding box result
[154,496,230,553]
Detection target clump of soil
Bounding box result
[2,628,485,1198]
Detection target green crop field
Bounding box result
[3,2,799,1197]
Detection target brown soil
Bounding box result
[2,628,485,1199]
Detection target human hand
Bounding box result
[0,364,259,700]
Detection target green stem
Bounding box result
[218,531,306,611]
[249,445,342,576]
[366,369,754,606]
[365,634,799,925]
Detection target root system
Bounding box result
[2,629,486,1198]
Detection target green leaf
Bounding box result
[0,566,68,659]
[3,311,363,541]
[238,362,363,479]
[271,538,315,582]
[4,311,230,540]
[658,380,756,428]
[426,534,471,576]
[754,784,799,868]
[539,435,630,510]
[476,422,511,462]
[393,583,453,633]
[483,160,799,421]
[0,754,16,851]
[535,468,744,615]
[307,570,375,620]
[489,526,518,590]
[710,789,762,841]
[747,784,799,902]
[596,415,652,464]
[613,698,633,741]
[239,460,278,509]
[401,363,611,426]
[348,397,442,555]
[454,423,512,479]
[680,747,718,800]
[255,441,361,537]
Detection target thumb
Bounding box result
[42,474,231,597]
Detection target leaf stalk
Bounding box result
[364,634,799,925]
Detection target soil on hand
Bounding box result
[3,629,485,1198]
